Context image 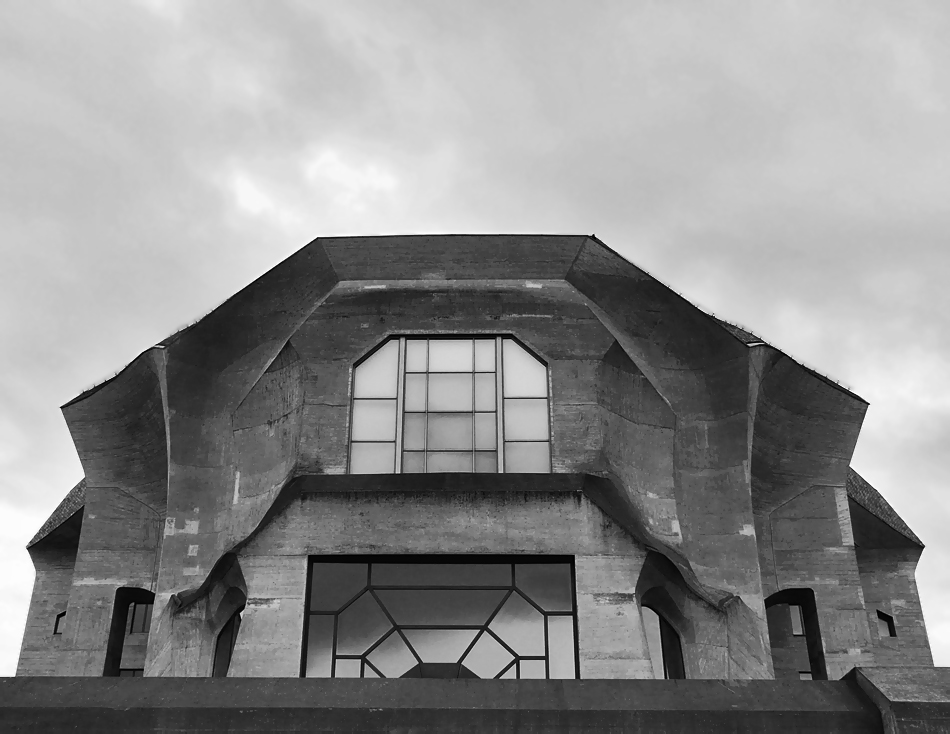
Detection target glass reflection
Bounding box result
[515,564,573,612]
[310,563,367,610]
[305,559,576,679]
[462,632,513,679]
[336,592,392,655]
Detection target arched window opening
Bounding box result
[103,588,155,677]
[53,611,66,635]
[349,337,551,474]
[765,589,827,680]
[641,605,685,679]
[212,606,244,677]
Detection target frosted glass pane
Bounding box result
[426,452,472,472]
[403,452,425,473]
[475,339,496,371]
[474,413,497,450]
[337,592,392,655]
[373,563,510,587]
[403,629,479,663]
[406,339,427,372]
[427,415,472,450]
[335,658,362,678]
[377,590,507,626]
[516,564,572,612]
[352,400,397,441]
[520,659,546,679]
[429,340,473,372]
[500,663,516,679]
[404,374,426,412]
[474,374,496,411]
[504,442,550,473]
[503,399,548,441]
[547,615,576,679]
[475,452,497,473]
[366,631,416,678]
[311,563,367,611]
[428,374,473,412]
[462,631,513,679]
[305,615,333,677]
[502,339,547,397]
[403,414,426,450]
[354,340,399,398]
[488,592,544,656]
[350,443,395,474]
[363,664,380,678]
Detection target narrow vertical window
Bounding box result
[349,337,550,474]
[790,604,805,636]
[212,607,244,677]
[53,611,66,635]
[877,610,897,638]
[641,605,685,679]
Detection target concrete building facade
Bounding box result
[17,235,933,694]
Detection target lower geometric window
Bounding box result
[302,556,578,679]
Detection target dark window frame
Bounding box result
[300,554,579,679]
[877,609,897,638]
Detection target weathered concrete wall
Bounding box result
[59,488,162,675]
[857,547,933,668]
[16,534,78,676]
[231,488,661,679]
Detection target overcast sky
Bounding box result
[2,0,949,675]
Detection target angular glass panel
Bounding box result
[427,415,472,450]
[429,340,473,372]
[503,399,548,441]
[305,615,333,677]
[461,631,513,679]
[474,413,497,450]
[641,606,664,680]
[426,452,472,472]
[515,564,572,612]
[352,400,397,441]
[474,374,496,412]
[475,452,497,473]
[427,374,473,412]
[367,631,418,678]
[402,452,425,473]
[499,662,516,679]
[335,658,362,678]
[404,374,427,412]
[488,592,545,656]
[502,339,547,397]
[354,340,399,398]
[403,629,480,663]
[547,615,576,679]
[405,339,427,372]
[520,659,546,679]
[373,563,511,587]
[310,563,368,611]
[504,442,550,473]
[363,663,381,678]
[376,590,507,626]
[336,592,392,655]
[403,414,426,450]
[475,339,496,372]
[350,442,395,474]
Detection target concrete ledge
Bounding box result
[847,667,950,734]
[293,473,587,494]
[0,678,882,733]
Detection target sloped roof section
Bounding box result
[847,469,922,547]
[714,318,767,346]
[28,478,86,548]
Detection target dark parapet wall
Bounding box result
[0,677,888,733]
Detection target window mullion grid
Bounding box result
[495,337,504,473]
[394,338,406,473]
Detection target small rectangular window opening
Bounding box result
[790,604,805,636]
[119,669,144,677]
[799,671,813,680]
[877,610,897,638]
[53,611,66,635]
[128,602,153,635]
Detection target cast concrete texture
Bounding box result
[17,236,934,695]
[0,677,886,733]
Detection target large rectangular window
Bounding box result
[349,337,551,474]
[301,556,578,679]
